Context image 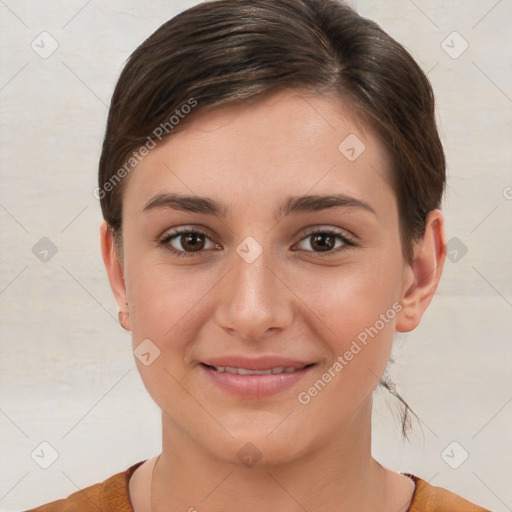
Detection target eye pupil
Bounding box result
[182,233,205,252]
[311,233,335,252]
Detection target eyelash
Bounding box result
[159,227,357,259]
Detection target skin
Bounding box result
[101,89,446,511]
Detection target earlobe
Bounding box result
[396,210,446,333]
[100,220,131,330]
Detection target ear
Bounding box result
[100,220,131,330]
[395,209,446,333]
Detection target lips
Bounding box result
[201,356,314,371]
[199,356,316,399]
[204,364,304,375]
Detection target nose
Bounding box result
[214,243,294,341]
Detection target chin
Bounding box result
[198,418,315,469]
[215,437,308,469]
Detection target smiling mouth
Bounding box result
[200,361,317,398]
[202,363,315,375]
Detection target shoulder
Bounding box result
[407,474,493,512]
[25,460,146,512]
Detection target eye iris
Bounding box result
[311,233,335,252]
[181,233,205,252]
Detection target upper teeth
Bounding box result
[211,366,299,375]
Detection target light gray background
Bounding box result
[0,1,511,511]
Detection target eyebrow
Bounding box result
[143,192,376,220]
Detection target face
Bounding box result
[108,89,419,465]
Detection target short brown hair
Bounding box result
[98,0,445,262]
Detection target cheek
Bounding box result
[125,256,219,359]
[296,258,402,342]
[124,264,211,409]
[295,259,401,388]
[293,271,400,421]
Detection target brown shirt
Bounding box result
[26,461,492,511]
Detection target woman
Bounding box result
[28,0,492,510]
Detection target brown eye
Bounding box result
[294,227,356,256]
[309,233,336,252]
[160,228,218,257]
[179,232,206,252]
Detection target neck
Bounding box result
[151,398,402,512]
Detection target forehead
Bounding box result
[122,89,395,221]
